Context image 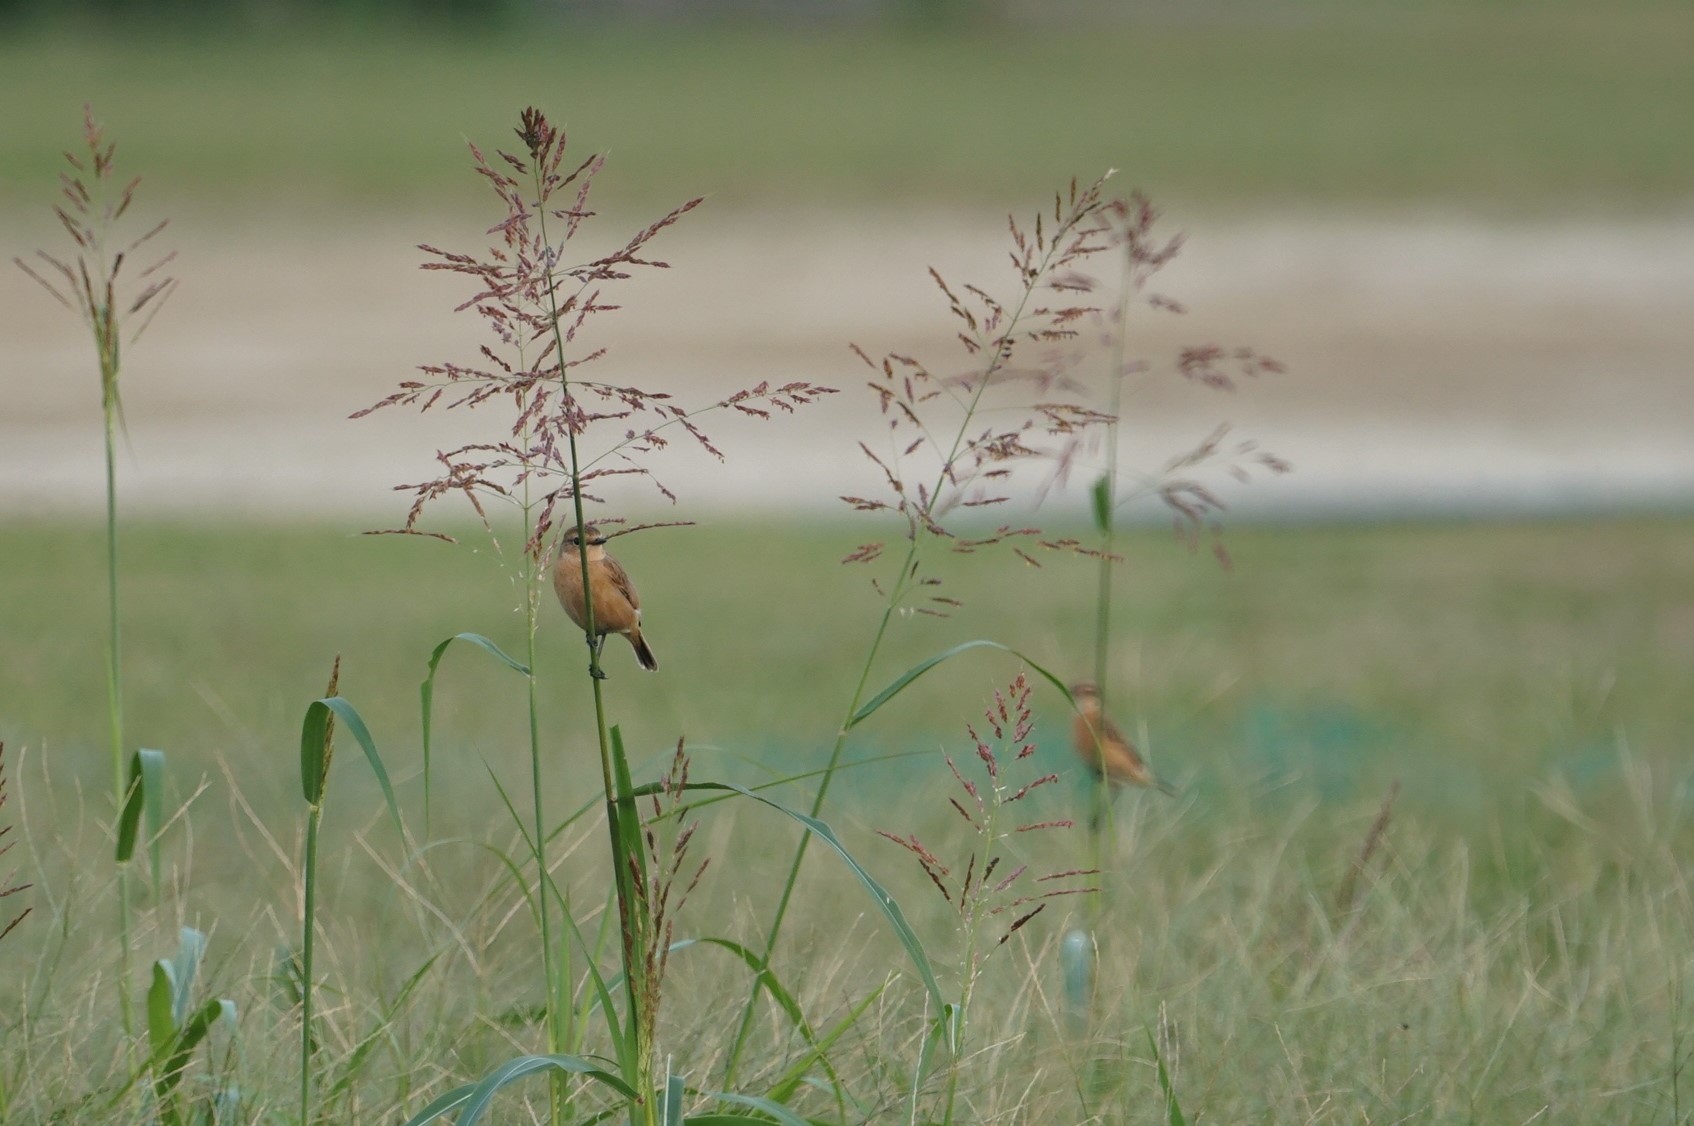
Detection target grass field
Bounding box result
[3,4,1693,213]
[5,11,1693,1118]
[3,515,1691,1120]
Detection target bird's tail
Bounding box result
[629,629,659,672]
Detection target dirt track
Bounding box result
[4,207,1692,521]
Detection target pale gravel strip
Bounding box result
[3,207,1691,520]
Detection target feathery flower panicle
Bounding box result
[13,104,178,416]
[355,106,834,557]
[633,740,709,1027]
[840,178,1120,604]
[0,744,31,944]
[1086,194,1292,566]
[881,674,1096,960]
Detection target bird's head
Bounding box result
[561,524,607,549]
[1069,680,1102,703]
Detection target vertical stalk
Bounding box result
[522,525,564,1126]
[300,801,321,1125]
[723,225,1070,1084]
[533,179,655,1123]
[101,342,136,1045]
[1087,238,1137,903]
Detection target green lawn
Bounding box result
[4,5,1693,213]
[2,515,1692,1119]
[2,514,1689,848]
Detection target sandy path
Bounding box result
[4,207,1691,521]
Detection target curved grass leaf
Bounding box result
[399,1054,638,1126]
[677,938,811,1036]
[847,640,1072,729]
[421,633,529,836]
[665,782,944,1016]
[115,747,166,887]
[590,934,849,1105]
[688,1090,815,1126]
[608,726,653,1072]
[145,934,234,1126]
[764,980,887,1106]
[663,1071,686,1126]
[300,695,403,838]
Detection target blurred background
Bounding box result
[4,0,1692,520]
[2,0,1691,813]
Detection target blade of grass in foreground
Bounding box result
[419,631,529,839]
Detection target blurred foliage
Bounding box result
[5,6,1693,212]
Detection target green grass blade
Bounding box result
[555,885,627,1051]
[847,641,1072,729]
[679,938,811,1035]
[607,725,653,1076]
[1091,472,1112,534]
[159,997,234,1101]
[414,1054,640,1126]
[689,1091,815,1126]
[1147,1028,1187,1126]
[397,1081,478,1125]
[303,696,404,839]
[114,748,166,888]
[764,980,887,1105]
[646,935,854,1115]
[167,926,206,1027]
[420,632,530,836]
[325,951,443,1105]
[663,1071,686,1125]
[300,697,330,806]
[671,782,944,1017]
[146,960,177,1061]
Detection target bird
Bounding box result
[553,524,657,678]
[1069,681,1175,813]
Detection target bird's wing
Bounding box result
[602,554,641,611]
[1100,715,1135,759]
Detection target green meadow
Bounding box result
[2,4,1692,212]
[4,4,1694,1120]
[3,516,1691,1120]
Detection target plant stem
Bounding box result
[102,361,136,1047]
[1087,243,1136,911]
[300,801,321,1126]
[522,531,564,1126]
[724,220,1069,1082]
[533,182,655,1123]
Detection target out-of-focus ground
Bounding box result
[4,207,1692,521]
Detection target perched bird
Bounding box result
[553,524,658,678]
[1070,681,1175,807]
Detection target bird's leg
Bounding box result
[1088,780,1115,834]
[587,633,608,680]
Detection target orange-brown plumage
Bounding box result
[554,525,658,673]
[1070,681,1174,796]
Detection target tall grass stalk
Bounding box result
[1080,196,1287,878]
[724,177,1117,1082]
[880,674,1095,1123]
[13,105,176,1049]
[297,657,338,1125]
[360,107,827,1122]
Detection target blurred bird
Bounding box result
[553,524,658,678]
[1069,682,1175,823]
